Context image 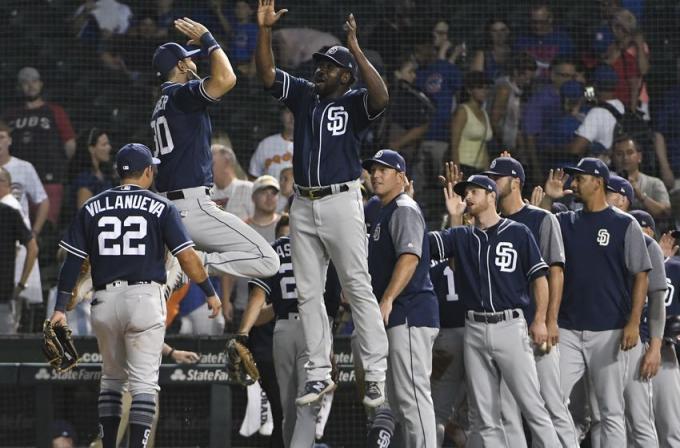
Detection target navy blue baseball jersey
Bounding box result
[506,205,565,324]
[59,184,194,288]
[428,257,467,329]
[268,69,385,187]
[556,207,651,331]
[249,236,341,319]
[430,219,549,313]
[151,79,218,192]
[664,256,680,317]
[367,193,438,329]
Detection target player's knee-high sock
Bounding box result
[367,407,395,447]
[98,390,123,448]
[129,393,157,448]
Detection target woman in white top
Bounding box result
[450,71,493,173]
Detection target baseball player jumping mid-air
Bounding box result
[50,143,221,448]
[255,0,389,406]
[151,17,278,280]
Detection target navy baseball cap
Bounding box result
[606,175,634,205]
[51,420,77,443]
[313,46,358,80]
[551,202,569,214]
[453,175,497,197]
[483,157,526,185]
[116,143,160,176]
[153,42,202,77]
[564,157,610,184]
[362,149,406,172]
[629,210,656,233]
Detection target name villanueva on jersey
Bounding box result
[84,193,166,218]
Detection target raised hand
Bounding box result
[443,182,466,218]
[530,186,545,207]
[174,18,209,46]
[438,161,463,188]
[344,13,359,51]
[659,232,680,259]
[544,169,572,200]
[257,0,287,28]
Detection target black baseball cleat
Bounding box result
[295,379,336,406]
[362,380,385,408]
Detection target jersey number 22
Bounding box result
[98,216,147,256]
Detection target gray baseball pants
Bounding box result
[166,187,279,278]
[559,329,627,447]
[431,327,467,448]
[90,282,165,396]
[500,346,580,448]
[623,342,658,447]
[273,314,319,448]
[652,344,680,446]
[464,310,560,448]
[290,182,388,382]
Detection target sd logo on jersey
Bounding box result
[327,106,348,136]
[495,242,517,272]
[597,229,610,246]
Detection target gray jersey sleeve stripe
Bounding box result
[170,240,195,256]
[58,241,88,259]
[248,278,271,296]
[199,78,220,103]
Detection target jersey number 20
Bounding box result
[98,216,147,256]
[151,117,174,156]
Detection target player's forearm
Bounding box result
[253,304,274,326]
[19,238,38,286]
[176,248,210,285]
[546,266,564,324]
[208,47,237,93]
[647,289,667,339]
[32,199,49,235]
[239,288,267,334]
[54,253,84,312]
[629,271,649,326]
[352,47,389,112]
[381,254,419,304]
[531,275,550,323]
[255,26,276,88]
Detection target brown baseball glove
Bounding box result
[42,320,79,372]
[226,334,260,386]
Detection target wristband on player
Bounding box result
[200,32,221,55]
[54,291,72,313]
[198,278,216,298]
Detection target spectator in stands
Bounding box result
[612,137,671,218]
[0,197,38,334]
[431,21,466,66]
[210,0,258,75]
[544,80,586,168]
[603,8,649,111]
[73,0,133,41]
[523,59,577,183]
[450,71,493,174]
[368,0,416,68]
[69,128,115,210]
[387,54,434,182]
[471,17,512,81]
[156,0,182,34]
[2,67,75,227]
[248,107,293,182]
[514,3,574,77]
[246,175,281,242]
[0,121,49,237]
[278,166,293,213]
[569,65,622,157]
[488,52,537,151]
[416,26,462,182]
[211,143,254,221]
[51,420,77,448]
[651,82,680,190]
